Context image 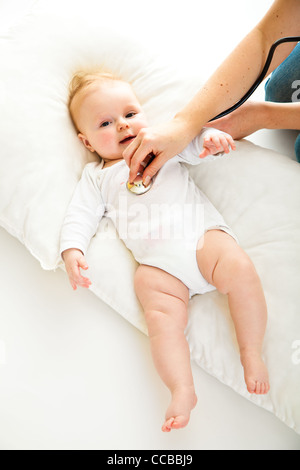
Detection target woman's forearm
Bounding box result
[264,101,300,130]
[175,0,300,138]
[175,28,268,137]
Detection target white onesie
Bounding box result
[60,129,237,297]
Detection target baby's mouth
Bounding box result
[120,135,135,145]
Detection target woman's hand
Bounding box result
[123,117,195,186]
[62,248,91,290]
[205,101,266,140]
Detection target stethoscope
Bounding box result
[127,36,300,195]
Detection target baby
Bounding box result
[61,71,270,432]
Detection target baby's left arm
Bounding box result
[198,128,236,159]
[178,127,236,165]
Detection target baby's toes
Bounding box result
[246,379,256,394]
[259,381,270,395]
[172,415,189,429]
[161,417,174,432]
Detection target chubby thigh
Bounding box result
[134,265,190,332]
[196,229,247,293]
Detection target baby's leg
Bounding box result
[196,230,270,395]
[134,265,197,432]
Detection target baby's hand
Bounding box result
[199,130,236,159]
[62,248,91,290]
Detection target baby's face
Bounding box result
[73,80,148,164]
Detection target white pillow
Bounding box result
[1,0,299,434]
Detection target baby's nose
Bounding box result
[117,118,129,130]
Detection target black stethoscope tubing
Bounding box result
[209,36,300,122]
[129,37,300,193]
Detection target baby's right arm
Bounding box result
[60,163,105,290]
[62,248,91,290]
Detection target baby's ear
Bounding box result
[78,133,95,152]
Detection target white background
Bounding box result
[0,0,300,450]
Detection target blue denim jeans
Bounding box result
[264,42,300,162]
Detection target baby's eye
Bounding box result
[126,112,136,118]
[100,121,111,128]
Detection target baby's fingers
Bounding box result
[77,275,91,288]
[68,264,91,290]
[69,274,91,290]
[219,135,230,153]
[78,257,89,271]
[70,279,78,290]
[228,135,236,151]
[199,147,212,159]
[222,134,236,153]
[210,135,224,152]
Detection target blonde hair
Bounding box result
[68,69,122,132]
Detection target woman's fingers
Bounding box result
[126,143,156,183]
[123,132,149,182]
[123,122,186,183]
[122,133,142,166]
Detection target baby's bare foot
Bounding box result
[241,349,270,395]
[162,386,197,432]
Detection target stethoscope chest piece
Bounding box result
[126,174,153,195]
